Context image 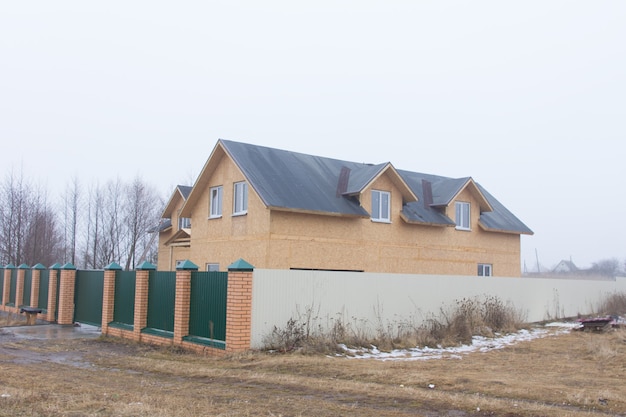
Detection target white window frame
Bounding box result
[371,190,391,223]
[178,216,191,229]
[206,263,219,272]
[478,263,492,277]
[455,201,471,230]
[209,186,223,219]
[233,181,248,216]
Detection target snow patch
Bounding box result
[337,322,575,361]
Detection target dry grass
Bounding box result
[1,326,625,416]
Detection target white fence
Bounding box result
[250,269,626,348]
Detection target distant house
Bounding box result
[156,140,533,276]
[552,260,579,274]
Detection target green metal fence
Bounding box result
[74,270,104,326]
[145,271,176,337]
[22,269,32,307]
[185,271,228,348]
[0,268,4,302]
[38,269,49,311]
[8,269,17,306]
[113,271,136,329]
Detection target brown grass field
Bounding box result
[0,322,625,417]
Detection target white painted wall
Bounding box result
[250,269,626,348]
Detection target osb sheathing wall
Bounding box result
[165,154,523,276]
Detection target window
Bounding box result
[455,201,470,230]
[371,190,391,222]
[178,216,191,229]
[206,263,219,272]
[478,264,492,276]
[209,186,223,218]
[233,181,248,215]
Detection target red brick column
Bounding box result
[57,263,77,325]
[102,263,121,334]
[2,265,14,311]
[174,265,195,344]
[46,266,60,322]
[31,264,44,308]
[134,266,153,341]
[225,259,254,353]
[16,264,27,309]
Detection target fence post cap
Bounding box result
[228,258,254,271]
[61,262,76,270]
[32,263,46,270]
[176,260,198,270]
[18,263,30,269]
[4,263,16,269]
[105,262,123,270]
[136,261,156,270]
[49,263,62,270]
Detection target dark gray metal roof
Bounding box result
[177,185,192,200]
[220,140,532,234]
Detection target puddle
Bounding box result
[1,323,101,340]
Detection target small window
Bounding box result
[233,181,248,215]
[478,264,492,276]
[178,216,191,229]
[206,263,219,272]
[371,190,391,222]
[455,201,470,230]
[209,186,223,218]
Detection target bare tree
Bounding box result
[123,176,161,270]
[61,176,81,265]
[590,258,620,278]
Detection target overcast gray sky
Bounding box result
[2,1,625,271]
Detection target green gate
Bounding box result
[144,271,176,337]
[22,269,32,307]
[185,271,228,348]
[8,269,17,306]
[112,271,136,329]
[74,270,104,326]
[38,269,50,312]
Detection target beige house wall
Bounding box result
[160,153,523,276]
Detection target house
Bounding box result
[156,140,533,276]
[552,260,579,274]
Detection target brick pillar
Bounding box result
[135,261,156,341]
[46,265,60,322]
[102,262,121,334]
[57,263,77,325]
[31,264,45,308]
[2,264,14,310]
[174,260,197,344]
[16,264,28,309]
[225,259,254,353]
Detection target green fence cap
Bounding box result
[32,263,46,270]
[105,262,123,270]
[18,263,30,269]
[4,263,16,269]
[49,263,62,269]
[136,261,156,270]
[228,258,254,271]
[176,260,198,270]
[61,262,76,270]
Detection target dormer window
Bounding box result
[455,201,470,230]
[371,190,391,222]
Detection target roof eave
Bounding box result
[399,212,456,227]
[269,205,370,219]
[478,221,534,236]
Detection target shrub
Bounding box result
[597,292,626,316]
[262,295,526,353]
